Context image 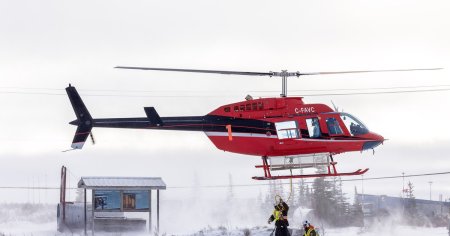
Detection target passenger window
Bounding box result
[246,104,251,111]
[224,107,230,112]
[326,117,343,135]
[252,103,257,110]
[306,118,321,138]
[258,102,264,110]
[275,121,299,139]
[239,105,245,111]
[234,106,239,112]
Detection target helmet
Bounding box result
[303,220,310,228]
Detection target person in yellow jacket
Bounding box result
[302,220,318,236]
[268,203,289,236]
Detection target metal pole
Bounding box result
[281,71,287,97]
[157,190,160,234]
[84,188,87,236]
[61,166,66,223]
[402,172,405,213]
[429,181,433,201]
[402,172,405,198]
[149,190,152,233]
[361,175,364,205]
[92,190,95,236]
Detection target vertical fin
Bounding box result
[66,84,93,149]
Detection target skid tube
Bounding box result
[252,155,369,180]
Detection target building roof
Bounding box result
[78,177,166,190]
[356,193,450,206]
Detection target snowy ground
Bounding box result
[0,203,448,235]
[2,218,450,236]
[1,222,449,236]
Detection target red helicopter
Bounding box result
[66,67,438,180]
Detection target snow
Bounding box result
[1,221,448,236]
[0,204,448,235]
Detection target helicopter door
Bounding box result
[275,121,300,140]
[305,117,322,138]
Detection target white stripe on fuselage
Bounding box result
[204,132,278,139]
[301,138,371,142]
[204,132,371,142]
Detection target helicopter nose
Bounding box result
[362,132,385,151]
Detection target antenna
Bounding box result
[331,100,339,112]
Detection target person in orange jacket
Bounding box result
[302,220,318,236]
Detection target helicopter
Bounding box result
[66,67,440,180]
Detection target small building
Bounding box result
[58,166,166,234]
[356,193,450,219]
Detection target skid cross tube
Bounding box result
[252,155,369,180]
[261,156,272,178]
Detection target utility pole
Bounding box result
[402,172,405,198]
[361,175,364,205]
[402,172,405,213]
[428,181,433,201]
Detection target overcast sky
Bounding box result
[1,0,450,208]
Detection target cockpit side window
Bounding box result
[340,113,369,136]
[326,117,343,135]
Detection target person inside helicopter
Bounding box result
[340,113,369,136]
[311,118,321,138]
[326,117,343,135]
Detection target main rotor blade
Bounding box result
[115,66,273,76]
[298,68,442,76]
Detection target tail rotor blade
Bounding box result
[90,132,96,145]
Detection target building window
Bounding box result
[94,190,121,210]
[123,193,136,210]
[123,191,149,210]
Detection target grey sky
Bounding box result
[1,0,450,207]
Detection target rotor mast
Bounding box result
[272,70,300,97]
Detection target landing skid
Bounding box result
[252,155,369,180]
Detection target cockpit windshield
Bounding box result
[340,113,369,136]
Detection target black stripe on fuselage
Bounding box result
[91,115,275,134]
[89,115,368,141]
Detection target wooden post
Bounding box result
[61,166,67,224]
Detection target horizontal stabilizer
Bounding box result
[144,107,163,125]
[72,125,92,149]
